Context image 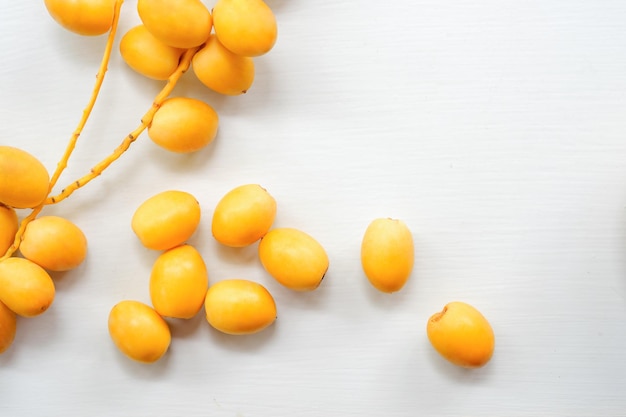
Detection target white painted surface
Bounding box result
[2,1,626,415]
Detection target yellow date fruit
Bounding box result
[0,300,16,354]
[213,0,277,57]
[20,216,88,272]
[148,97,219,153]
[0,146,50,209]
[137,0,212,48]
[108,300,171,363]
[0,205,18,256]
[211,184,276,247]
[427,301,495,368]
[132,190,201,251]
[258,228,328,291]
[44,0,116,36]
[361,218,414,293]
[150,244,209,319]
[0,257,55,318]
[204,279,276,335]
[192,35,255,96]
[119,25,185,80]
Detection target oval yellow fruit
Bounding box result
[204,279,276,335]
[211,184,276,247]
[0,146,50,209]
[192,34,255,96]
[20,216,88,272]
[132,190,201,251]
[44,0,116,36]
[0,300,17,354]
[119,25,185,80]
[108,300,171,363]
[0,257,55,318]
[0,205,18,256]
[137,0,212,48]
[427,301,495,368]
[213,0,277,57]
[148,97,219,153]
[361,218,414,293]
[150,244,209,319]
[258,228,328,291]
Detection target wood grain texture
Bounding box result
[1,1,626,415]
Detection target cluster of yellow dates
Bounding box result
[0,146,88,354]
[1,0,497,370]
[122,0,276,153]
[118,0,278,153]
[108,184,329,363]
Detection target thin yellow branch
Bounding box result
[45,46,199,206]
[50,0,125,191]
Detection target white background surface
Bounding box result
[2,1,626,416]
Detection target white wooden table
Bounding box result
[2,1,626,415]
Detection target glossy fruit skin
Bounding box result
[148,97,219,153]
[150,245,209,319]
[0,205,18,256]
[0,146,50,209]
[20,216,88,272]
[0,300,17,354]
[361,218,414,293]
[119,25,185,80]
[212,0,277,57]
[108,300,171,363]
[132,190,201,251]
[204,279,276,335]
[137,0,212,48]
[192,35,255,96]
[44,0,116,36]
[258,228,328,291]
[0,257,55,318]
[427,301,495,368]
[211,184,276,247]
